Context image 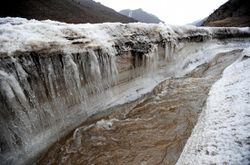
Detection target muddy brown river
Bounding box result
[38,50,241,165]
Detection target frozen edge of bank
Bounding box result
[176,49,250,164]
[1,17,250,165]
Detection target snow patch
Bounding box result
[177,48,250,165]
[96,119,118,130]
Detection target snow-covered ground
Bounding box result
[177,49,250,164]
[1,18,250,165]
[0,17,249,55]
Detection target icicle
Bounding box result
[142,44,159,75]
[88,50,102,82]
[165,42,169,61]
[63,53,81,102]
[0,70,28,109]
[47,64,56,99]
[164,41,176,62]
[110,55,118,84]
[0,70,32,154]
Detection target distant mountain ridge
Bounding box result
[190,17,207,26]
[0,0,136,23]
[119,8,163,23]
[203,0,250,27]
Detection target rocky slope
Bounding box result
[0,0,135,23]
[119,8,163,23]
[0,18,250,165]
[203,0,250,27]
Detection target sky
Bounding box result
[95,0,228,25]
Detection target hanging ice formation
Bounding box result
[0,18,250,165]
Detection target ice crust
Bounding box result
[0,17,250,165]
[177,51,250,165]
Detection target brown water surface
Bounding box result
[38,50,241,165]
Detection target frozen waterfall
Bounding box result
[0,18,250,165]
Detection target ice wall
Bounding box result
[0,18,250,165]
[176,49,250,165]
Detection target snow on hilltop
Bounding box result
[177,49,250,164]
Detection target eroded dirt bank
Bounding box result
[38,50,242,165]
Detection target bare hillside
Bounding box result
[0,0,136,23]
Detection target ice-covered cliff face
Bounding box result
[0,18,250,165]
